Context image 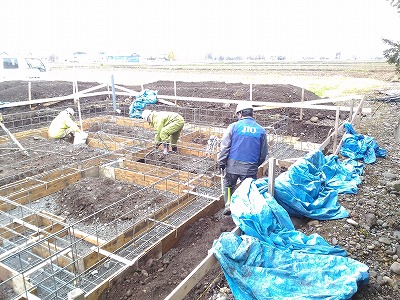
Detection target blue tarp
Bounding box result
[264,149,362,220]
[210,133,385,299]
[212,178,369,300]
[340,122,386,164]
[128,89,158,118]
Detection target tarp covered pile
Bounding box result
[212,125,386,299]
[340,122,386,164]
[128,89,158,118]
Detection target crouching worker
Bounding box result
[48,108,81,141]
[218,103,268,215]
[142,109,185,154]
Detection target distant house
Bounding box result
[107,53,140,63]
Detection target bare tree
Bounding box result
[386,0,400,12]
[382,38,400,77]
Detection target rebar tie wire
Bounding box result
[196,270,223,300]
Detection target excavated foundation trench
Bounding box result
[0,101,317,299]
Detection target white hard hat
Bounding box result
[65,108,75,115]
[235,103,253,114]
[141,109,152,122]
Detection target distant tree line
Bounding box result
[204,53,288,61]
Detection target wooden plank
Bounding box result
[90,247,133,266]
[0,236,41,260]
[12,218,42,233]
[24,248,72,276]
[114,168,183,195]
[121,160,200,183]
[0,223,33,241]
[157,95,371,113]
[71,228,106,246]
[254,95,364,111]
[0,90,133,108]
[0,172,82,211]
[17,291,41,300]
[0,262,36,296]
[319,95,366,151]
[31,243,74,270]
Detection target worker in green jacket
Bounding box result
[48,108,81,139]
[142,110,185,154]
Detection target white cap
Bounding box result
[65,108,75,115]
[141,109,152,122]
[235,103,253,114]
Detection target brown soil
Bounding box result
[1,78,399,300]
[99,215,236,300]
[53,177,176,224]
[0,80,340,144]
[0,136,107,186]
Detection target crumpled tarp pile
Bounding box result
[212,178,369,300]
[211,123,387,299]
[263,149,363,220]
[128,89,158,118]
[340,122,386,164]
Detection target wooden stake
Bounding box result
[268,157,276,196]
[111,75,117,111]
[73,81,83,131]
[174,80,177,105]
[28,81,32,109]
[0,122,30,156]
[332,107,340,152]
[300,88,304,120]
[349,99,354,122]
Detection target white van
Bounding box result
[0,56,46,80]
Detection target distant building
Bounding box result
[107,53,140,63]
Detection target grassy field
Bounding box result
[47,60,398,98]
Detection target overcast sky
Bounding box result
[1,0,399,59]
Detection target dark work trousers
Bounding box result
[223,172,257,206]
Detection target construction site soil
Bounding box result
[1,78,400,300]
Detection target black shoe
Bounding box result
[223,207,231,216]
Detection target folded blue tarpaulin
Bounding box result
[213,232,369,300]
[129,89,158,118]
[340,122,386,164]
[264,149,362,220]
[213,178,369,300]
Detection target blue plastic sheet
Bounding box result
[340,122,386,164]
[212,178,369,300]
[231,178,346,256]
[128,89,158,118]
[213,232,369,300]
[266,149,363,220]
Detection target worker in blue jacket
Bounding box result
[218,103,268,215]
